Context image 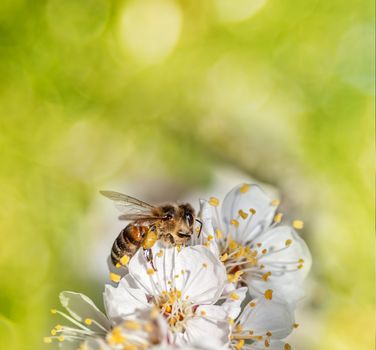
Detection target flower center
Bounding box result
[154,288,194,333]
[219,237,258,284]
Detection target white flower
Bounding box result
[45,292,167,350]
[197,183,311,304]
[230,297,295,350]
[104,244,233,349]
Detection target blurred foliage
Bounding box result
[0,0,374,349]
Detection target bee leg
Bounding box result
[144,248,157,271]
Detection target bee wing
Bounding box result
[100,190,155,216]
[118,214,162,222]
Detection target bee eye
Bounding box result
[165,213,173,220]
[185,213,194,226]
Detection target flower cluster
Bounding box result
[45,184,311,350]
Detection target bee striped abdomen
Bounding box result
[111,224,147,265]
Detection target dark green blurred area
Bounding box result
[0,0,374,349]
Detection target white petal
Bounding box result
[174,245,226,304]
[59,291,110,330]
[194,200,221,257]
[129,244,226,304]
[220,284,247,319]
[128,241,176,295]
[103,274,149,322]
[181,314,230,349]
[248,226,311,303]
[221,184,276,244]
[238,298,294,339]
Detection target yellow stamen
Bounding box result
[230,292,239,300]
[58,336,64,342]
[50,309,57,314]
[220,253,228,262]
[284,344,292,350]
[115,263,121,268]
[240,184,250,193]
[84,318,92,325]
[156,250,164,257]
[43,337,52,343]
[271,199,280,206]
[228,317,234,325]
[215,228,222,239]
[209,197,220,206]
[264,289,273,300]
[200,310,206,316]
[110,272,121,283]
[238,209,248,219]
[274,213,283,223]
[147,268,155,275]
[293,220,304,229]
[261,271,272,281]
[230,219,239,228]
[207,235,214,241]
[249,302,256,307]
[236,339,245,350]
[202,263,208,268]
[285,239,293,247]
[293,323,299,328]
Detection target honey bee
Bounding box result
[100,190,202,270]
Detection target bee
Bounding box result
[100,190,202,270]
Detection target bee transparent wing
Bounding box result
[100,190,155,216]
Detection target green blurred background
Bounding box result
[0,0,374,349]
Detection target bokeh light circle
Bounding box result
[214,0,268,23]
[118,0,182,65]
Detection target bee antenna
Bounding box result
[195,219,203,238]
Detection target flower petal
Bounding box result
[103,274,148,322]
[59,291,110,330]
[238,298,294,339]
[128,241,176,295]
[247,226,311,303]
[221,184,277,244]
[181,313,230,349]
[174,245,226,304]
[129,244,226,305]
[220,284,247,319]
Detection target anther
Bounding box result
[230,219,239,228]
[84,318,92,325]
[284,344,291,350]
[249,302,256,307]
[293,220,304,229]
[264,289,273,300]
[208,197,220,206]
[229,292,239,300]
[271,199,280,206]
[240,184,250,193]
[249,208,256,215]
[236,339,245,350]
[147,268,155,275]
[274,213,283,223]
[50,309,57,314]
[215,228,222,239]
[238,209,248,219]
[220,253,228,262]
[110,272,121,283]
[285,239,293,246]
[43,337,52,343]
